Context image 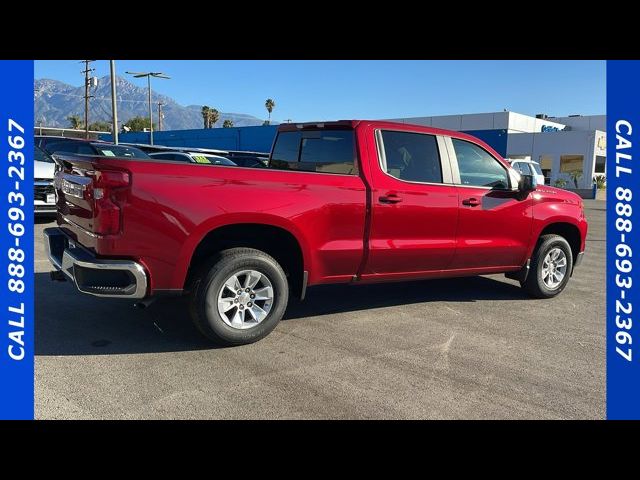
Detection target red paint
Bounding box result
[54,120,587,296]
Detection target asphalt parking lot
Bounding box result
[35,200,606,419]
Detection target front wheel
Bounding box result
[189,248,289,346]
[522,234,574,299]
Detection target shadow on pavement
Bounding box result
[36,272,528,357]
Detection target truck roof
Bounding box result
[277,120,503,155]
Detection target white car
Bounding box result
[34,145,56,215]
[507,159,545,186]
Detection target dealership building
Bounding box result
[110,110,606,190]
[388,111,606,189]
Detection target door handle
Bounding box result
[462,197,481,207]
[379,194,403,204]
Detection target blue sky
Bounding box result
[35,60,605,123]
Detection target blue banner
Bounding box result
[607,60,640,419]
[0,60,34,419]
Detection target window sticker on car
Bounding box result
[101,150,116,156]
[193,155,211,164]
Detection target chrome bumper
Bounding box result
[44,227,148,299]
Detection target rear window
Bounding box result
[270,130,356,175]
[35,146,55,163]
[93,144,150,159]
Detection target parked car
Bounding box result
[36,135,105,154]
[507,159,545,186]
[46,141,150,159]
[45,120,587,346]
[225,153,269,168]
[34,145,56,215]
[149,151,237,166]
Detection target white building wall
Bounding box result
[507,130,604,188]
[389,111,566,133]
[548,115,607,132]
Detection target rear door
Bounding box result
[363,128,459,277]
[448,137,532,269]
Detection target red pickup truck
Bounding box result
[45,120,588,345]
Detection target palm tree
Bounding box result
[223,119,234,128]
[265,98,275,125]
[209,108,220,128]
[67,114,83,130]
[201,106,210,129]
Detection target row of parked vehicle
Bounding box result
[33,135,270,215]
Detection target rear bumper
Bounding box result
[44,227,148,299]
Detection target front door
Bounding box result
[448,137,533,269]
[363,128,459,277]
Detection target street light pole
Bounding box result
[147,75,153,145]
[110,60,119,144]
[125,71,170,146]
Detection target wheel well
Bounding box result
[186,224,305,298]
[539,223,581,263]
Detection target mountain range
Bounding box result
[35,76,267,131]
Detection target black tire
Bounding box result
[188,248,289,346]
[522,234,574,299]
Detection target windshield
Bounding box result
[35,146,55,163]
[93,144,150,159]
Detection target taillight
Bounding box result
[91,170,130,235]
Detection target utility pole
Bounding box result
[157,101,165,131]
[110,60,119,144]
[125,71,170,145]
[80,60,95,139]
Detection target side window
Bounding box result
[299,130,356,174]
[452,139,509,189]
[380,130,442,183]
[270,132,301,170]
[513,162,531,175]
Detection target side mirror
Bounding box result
[518,174,537,193]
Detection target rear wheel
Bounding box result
[188,248,289,345]
[522,234,573,298]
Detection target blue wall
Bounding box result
[101,125,509,157]
[100,125,278,153]
[462,129,508,157]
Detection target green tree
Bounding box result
[265,98,275,125]
[223,119,234,128]
[208,108,220,128]
[67,114,83,130]
[123,116,156,132]
[201,105,210,129]
[88,121,112,132]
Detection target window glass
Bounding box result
[299,131,356,174]
[595,155,606,173]
[559,155,584,174]
[270,130,357,175]
[380,130,442,183]
[539,155,553,184]
[35,146,54,163]
[513,162,531,175]
[452,139,509,189]
[530,163,543,176]
[270,132,301,170]
[93,144,149,158]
